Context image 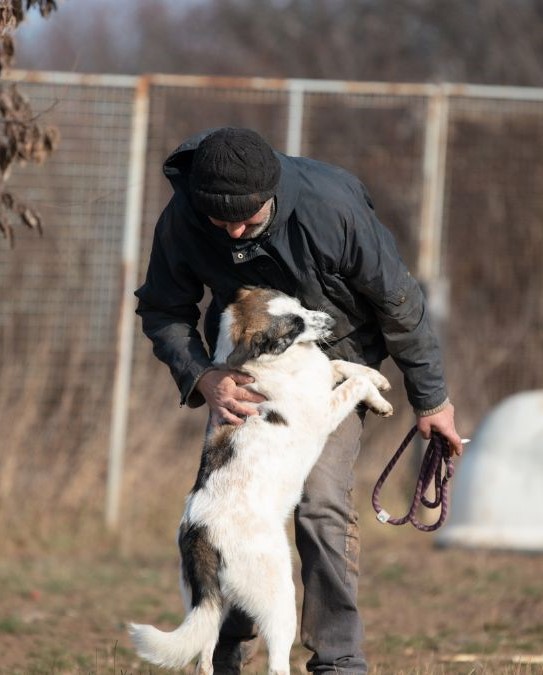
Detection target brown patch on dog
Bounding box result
[226,288,305,368]
[229,287,277,348]
[178,523,222,607]
[192,425,237,492]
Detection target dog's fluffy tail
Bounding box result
[129,597,222,669]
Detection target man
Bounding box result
[135,127,462,674]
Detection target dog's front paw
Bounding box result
[369,371,391,393]
[332,361,391,392]
[361,382,394,417]
[354,365,391,392]
[371,398,394,417]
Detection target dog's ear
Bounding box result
[225,334,261,369]
[257,316,305,356]
[235,286,256,302]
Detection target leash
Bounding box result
[371,426,455,532]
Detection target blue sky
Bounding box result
[15,0,206,70]
[17,0,203,41]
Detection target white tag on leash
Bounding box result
[376,509,391,524]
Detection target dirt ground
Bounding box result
[1,504,542,675]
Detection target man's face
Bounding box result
[208,199,274,240]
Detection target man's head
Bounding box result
[189,127,281,238]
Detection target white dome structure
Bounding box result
[436,390,543,552]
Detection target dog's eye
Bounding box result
[286,314,304,333]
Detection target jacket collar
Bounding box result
[266,154,299,235]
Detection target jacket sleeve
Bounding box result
[340,184,449,413]
[135,201,212,407]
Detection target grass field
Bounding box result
[1,373,542,674]
[1,502,542,675]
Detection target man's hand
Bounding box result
[416,402,464,456]
[196,369,266,426]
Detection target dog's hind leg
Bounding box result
[223,533,295,675]
[195,641,215,675]
[263,591,296,675]
[250,556,296,673]
[256,572,296,675]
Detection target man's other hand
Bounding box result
[416,402,463,456]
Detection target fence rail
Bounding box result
[2,70,542,529]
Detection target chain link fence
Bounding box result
[1,71,542,530]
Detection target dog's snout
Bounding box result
[310,311,334,339]
[313,312,334,329]
[323,314,335,329]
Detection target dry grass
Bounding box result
[0,506,542,674]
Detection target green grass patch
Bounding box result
[0,615,27,634]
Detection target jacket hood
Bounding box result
[162,130,299,237]
[163,128,216,192]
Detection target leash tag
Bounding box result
[376,509,391,524]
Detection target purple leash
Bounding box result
[372,426,455,532]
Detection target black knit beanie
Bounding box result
[189,128,281,221]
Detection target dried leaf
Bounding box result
[42,126,60,153]
[1,190,14,208]
[19,205,42,232]
[0,216,14,247]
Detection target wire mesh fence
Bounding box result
[1,71,541,530]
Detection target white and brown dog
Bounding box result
[130,287,393,675]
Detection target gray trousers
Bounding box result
[214,412,367,674]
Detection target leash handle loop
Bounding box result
[371,425,455,532]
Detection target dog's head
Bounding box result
[213,287,334,368]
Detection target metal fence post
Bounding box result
[418,86,451,323]
[106,76,150,530]
[286,80,305,156]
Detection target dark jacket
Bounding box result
[135,130,448,412]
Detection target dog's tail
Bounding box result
[129,596,222,669]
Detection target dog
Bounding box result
[129,287,393,675]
